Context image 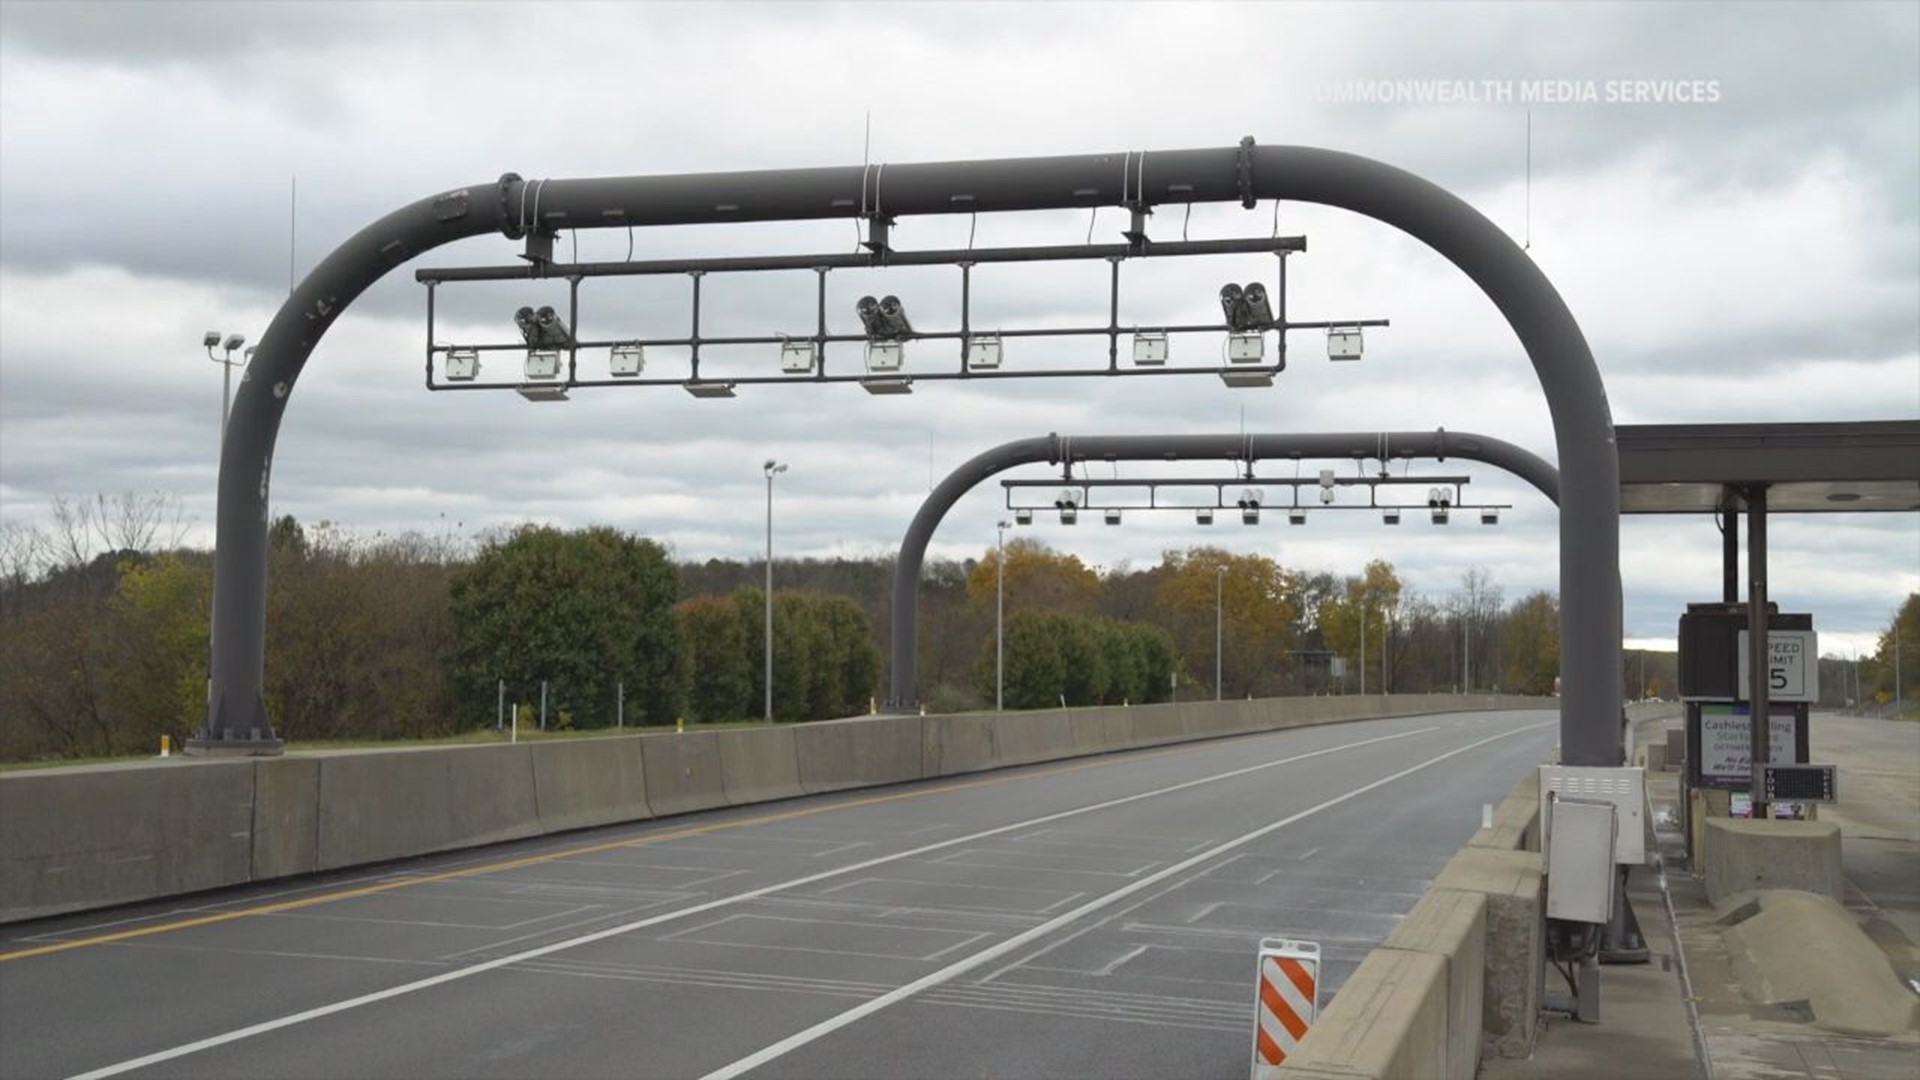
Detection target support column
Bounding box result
[1721,506,1740,604]
[1747,486,1771,819]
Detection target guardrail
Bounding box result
[0,693,1547,925]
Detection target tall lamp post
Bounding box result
[763,459,787,723]
[1359,603,1368,696]
[1215,564,1228,701]
[995,519,1009,711]
[203,331,247,443]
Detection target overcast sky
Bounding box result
[1,0,1914,656]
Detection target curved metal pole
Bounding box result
[885,429,1561,714]
[195,179,520,751]
[204,143,1619,768]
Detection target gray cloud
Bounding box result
[1,0,1914,652]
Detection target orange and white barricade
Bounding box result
[1251,937,1319,1077]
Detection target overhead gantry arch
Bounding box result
[885,430,1561,713]
[202,142,1620,766]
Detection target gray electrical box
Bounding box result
[1546,796,1618,925]
[1539,765,1647,866]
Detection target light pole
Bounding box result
[203,331,247,444]
[995,520,1009,711]
[1215,564,1228,701]
[1359,603,1367,696]
[763,459,787,723]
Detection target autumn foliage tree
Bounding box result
[1154,547,1297,698]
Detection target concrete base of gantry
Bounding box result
[1702,818,1842,907]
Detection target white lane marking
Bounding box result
[697,720,1551,1080]
[64,722,1456,1080]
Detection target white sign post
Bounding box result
[1736,629,1818,702]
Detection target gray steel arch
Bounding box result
[201,142,1620,767]
[886,430,1560,713]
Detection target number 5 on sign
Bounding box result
[1252,937,1319,1078]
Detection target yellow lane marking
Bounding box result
[0,736,1230,962]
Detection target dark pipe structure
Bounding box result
[200,142,1621,769]
[886,430,1561,712]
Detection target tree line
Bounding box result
[23,493,1907,762]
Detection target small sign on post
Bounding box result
[1736,629,1819,702]
[1251,937,1319,1078]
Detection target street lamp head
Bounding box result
[203,331,222,349]
[764,460,787,477]
[222,333,246,352]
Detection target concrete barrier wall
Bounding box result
[315,744,543,872]
[1128,702,1188,746]
[922,711,999,778]
[993,709,1079,768]
[639,731,728,817]
[530,737,652,834]
[795,713,924,794]
[1,693,1550,924]
[1275,948,1450,1079]
[716,726,804,806]
[0,760,255,925]
[252,757,321,880]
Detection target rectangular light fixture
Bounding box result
[1219,370,1274,389]
[1328,327,1364,361]
[1196,508,1214,525]
[609,343,644,377]
[525,348,562,381]
[445,347,480,382]
[1013,507,1033,525]
[966,336,1003,370]
[866,341,905,373]
[1383,507,1402,525]
[1131,332,1168,365]
[1432,508,1450,524]
[515,384,569,403]
[1288,508,1308,525]
[861,376,914,395]
[1226,332,1265,363]
[780,340,817,374]
[1241,507,1260,525]
[684,381,738,399]
[1103,508,1122,526]
[1059,506,1077,525]
[1481,508,1500,525]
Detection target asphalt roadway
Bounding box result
[0,708,1557,1080]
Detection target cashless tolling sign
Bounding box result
[1736,629,1819,702]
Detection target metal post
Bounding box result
[1360,605,1367,696]
[540,680,548,731]
[1722,508,1739,603]
[1382,607,1390,695]
[1897,622,1903,717]
[1464,610,1473,693]
[221,354,233,437]
[617,679,624,729]
[996,520,1008,711]
[764,460,786,723]
[1747,486,1770,818]
[1215,565,1226,701]
[496,679,504,730]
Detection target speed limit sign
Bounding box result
[1737,629,1819,702]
